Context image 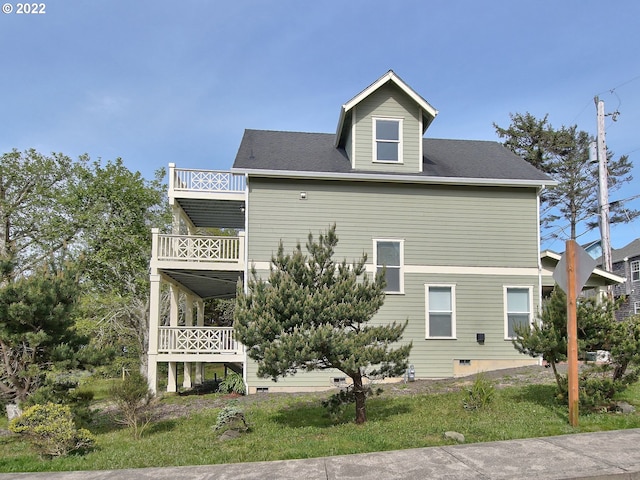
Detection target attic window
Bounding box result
[373,118,402,163]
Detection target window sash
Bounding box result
[374,118,401,162]
[426,285,455,338]
[375,239,403,294]
[505,287,531,339]
[632,261,639,282]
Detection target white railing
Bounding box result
[169,164,246,194]
[154,233,244,263]
[158,327,241,354]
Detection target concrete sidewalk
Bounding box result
[4,428,640,480]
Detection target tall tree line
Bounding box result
[0,149,169,402]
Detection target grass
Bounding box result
[1,378,640,473]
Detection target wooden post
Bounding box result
[566,240,579,427]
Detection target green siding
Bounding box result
[244,177,541,384]
[247,178,539,267]
[353,83,421,173]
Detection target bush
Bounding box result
[463,373,495,410]
[23,373,95,429]
[214,402,249,432]
[9,403,95,458]
[109,371,154,439]
[218,372,245,395]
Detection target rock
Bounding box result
[219,429,242,441]
[444,431,465,443]
[5,404,22,421]
[614,402,636,414]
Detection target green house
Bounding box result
[147,71,558,394]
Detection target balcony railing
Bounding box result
[153,233,244,264]
[169,164,246,194]
[158,326,241,354]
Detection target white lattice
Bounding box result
[158,327,238,354]
[172,168,246,193]
[156,235,240,262]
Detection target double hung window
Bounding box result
[374,239,403,294]
[631,260,639,282]
[373,118,402,162]
[504,287,532,339]
[425,285,456,339]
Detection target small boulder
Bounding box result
[614,402,636,414]
[444,431,465,443]
[219,429,242,441]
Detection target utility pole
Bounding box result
[595,97,612,273]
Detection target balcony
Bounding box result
[150,231,245,299]
[157,326,243,362]
[153,232,244,267]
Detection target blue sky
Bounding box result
[2,0,639,252]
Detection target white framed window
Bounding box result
[425,284,456,339]
[504,286,533,339]
[631,260,639,282]
[634,301,640,315]
[373,117,403,163]
[374,239,404,294]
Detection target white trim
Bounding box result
[350,105,357,169]
[634,301,640,315]
[418,107,423,173]
[373,238,405,294]
[372,116,403,164]
[343,71,438,119]
[425,284,457,339]
[503,285,533,340]
[404,265,539,276]
[253,261,538,276]
[231,167,556,189]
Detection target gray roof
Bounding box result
[611,238,640,263]
[232,129,552,183]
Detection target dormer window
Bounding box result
[373,117,403,163]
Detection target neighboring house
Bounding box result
[147,71,560,394]
[540,250,624,298]
[608,238,640,320]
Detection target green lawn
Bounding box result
[2,380,640,473]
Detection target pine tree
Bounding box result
[234,225,412,424]
[0,263,80,402]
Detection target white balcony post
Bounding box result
[151,228,159,263]
[238,231,246,268]
[182,294,194,389]
[168,163,175,197]
[147,272,161,394]
[167,285,180,392]
[195,299,205,384]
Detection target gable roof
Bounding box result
[335,70,438,148]
[611,238,640,264]
[232,129,554,187]
[541,250,625,286]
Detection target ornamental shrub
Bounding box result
[109,371,154,439]
[9,403,95,458]
[217,372,245,395]
[463,373,496,410]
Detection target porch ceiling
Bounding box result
[161,269,242,299]
[177,198,245,230]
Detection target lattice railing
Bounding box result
[158,327,240,354]
[170,166,246,193]
[155,234,242,263]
